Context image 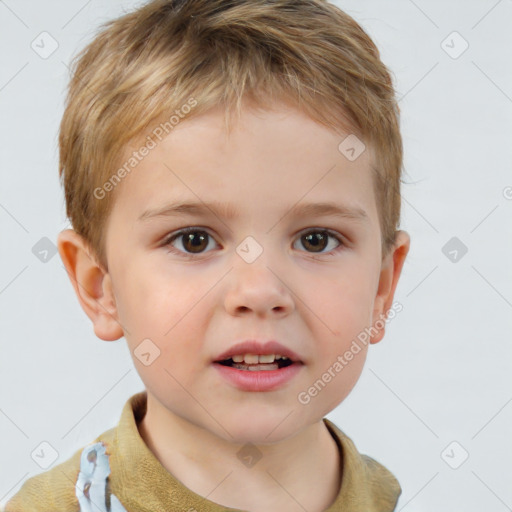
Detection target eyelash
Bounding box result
[161,226,347,259]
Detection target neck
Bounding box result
[138,393,342,512]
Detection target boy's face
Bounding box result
[59,101,409,444]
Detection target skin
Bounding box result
[58,100,410,512]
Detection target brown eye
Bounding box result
[301,232,328,252]
[181,231,209,253]
[294,229,344,255]
[164,228,216,256]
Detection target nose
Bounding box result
[224,252,295,318]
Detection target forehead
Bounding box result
[107,103,378,229]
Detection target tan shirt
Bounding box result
[4,391,401,512]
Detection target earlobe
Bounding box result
[370,230,410,344]
[57,229,124,341]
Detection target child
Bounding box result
[5,0,410,510]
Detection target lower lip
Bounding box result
[213,362,303,392]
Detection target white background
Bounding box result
[1,1,511,510]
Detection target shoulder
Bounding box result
[359,453,402,510]
[4,427,117,512]
[323,418,402,511]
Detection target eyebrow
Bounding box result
[138,200,369,223]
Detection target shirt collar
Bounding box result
[107,391,401,512]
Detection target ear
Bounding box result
[57,229,124,341]
[370,230,410,344]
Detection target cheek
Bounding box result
[312,268,375,338]
[129,326,200,397]
[119,270,210,364]
[115,263,206,333]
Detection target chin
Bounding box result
[208,409,310,446]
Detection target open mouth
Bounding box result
[213,351,304,390]
[216,356,296,371]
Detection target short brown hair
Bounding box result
[59,0,404,270]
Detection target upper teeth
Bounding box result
[231,354,289,364]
